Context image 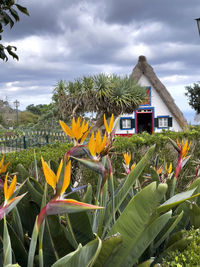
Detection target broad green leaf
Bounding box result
[27,217,39,267]
[44,215,74,263]
[3,218,12,266]
[51,235,102,267]
[103,145,156,236]
[0,220,28,267]
[66,191,94,245]
[3,264,20,267]
[157,188,199,213]
[137,259,154,267]
[105,182,168,267]
[189,202,200,228]
[15,163,29,183]
[150,166,160,183]
[173,201,190,232]
[15,4,30,16]
[83,183,93,204]
[9,7,19,22]
[11,207,24,243]
[94,233,122,267]
[27,177,43,206]
[154,211,183,248]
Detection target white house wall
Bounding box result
[115,74,182,135]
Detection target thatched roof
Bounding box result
[130,55,188,129]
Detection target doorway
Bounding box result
[136,110,153,134]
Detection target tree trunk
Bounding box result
[92,112,105,132]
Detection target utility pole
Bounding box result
[13,99,20,128]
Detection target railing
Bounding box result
[0,131,69,153]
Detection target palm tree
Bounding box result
[54,74,147,130]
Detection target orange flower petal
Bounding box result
[168,163,172,174]
[7,175,16,201]
[80,125,92,144]
[88,133,96,157]
[104,114,109,133]
[60,160,71,195]
[131,162,136,170]
[0,162,9,174]
[108,114,114,133]
[4,173,8,201]
[0,155,5,168]
[56,159,63,184]
[100,132,107,153]
[41,157,57,190]
[123,152,131,166]
[59,120,73,137]
[177,139,181,149]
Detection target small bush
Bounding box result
[162,228,200,266]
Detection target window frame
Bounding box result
[157,116,169,129]
[120,117,134,130]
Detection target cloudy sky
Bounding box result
[1,0,200,123]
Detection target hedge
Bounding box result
[3,126,200,190]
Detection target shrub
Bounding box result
[162,228,200,266]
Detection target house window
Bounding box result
[158,117,169,128]
[120,117,134,130]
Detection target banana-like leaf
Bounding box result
[154,211,184,248]
[173,201,190,232]
[94,233,122,267]
[27,217,39,267]
[51,235,102,267]
[157,188,199,213]
[150,167,160,183]
[0,219,28,267]
[103,145,156,236]
[26,178,43,207]
[15,163,30,183]
[137,259,154,267]
[83,184,93,204]
[189,202,200,228]
[3,264,20,267]
[105,182,169,267]
[67,191,95,245]
[3,217,12,266]
[11,207,24,243]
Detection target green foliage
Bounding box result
[54,74,147,124]
[162,228,200,266]
[113,128,200,190]
[0,0,29,61]
[2,123,200,266]
[18,111,39,125]
[4,142,73,173]
[185,82,200,113]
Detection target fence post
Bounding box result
[45,135,49,144]
[23,136,27,149]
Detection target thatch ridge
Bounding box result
[130,56,188,129]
